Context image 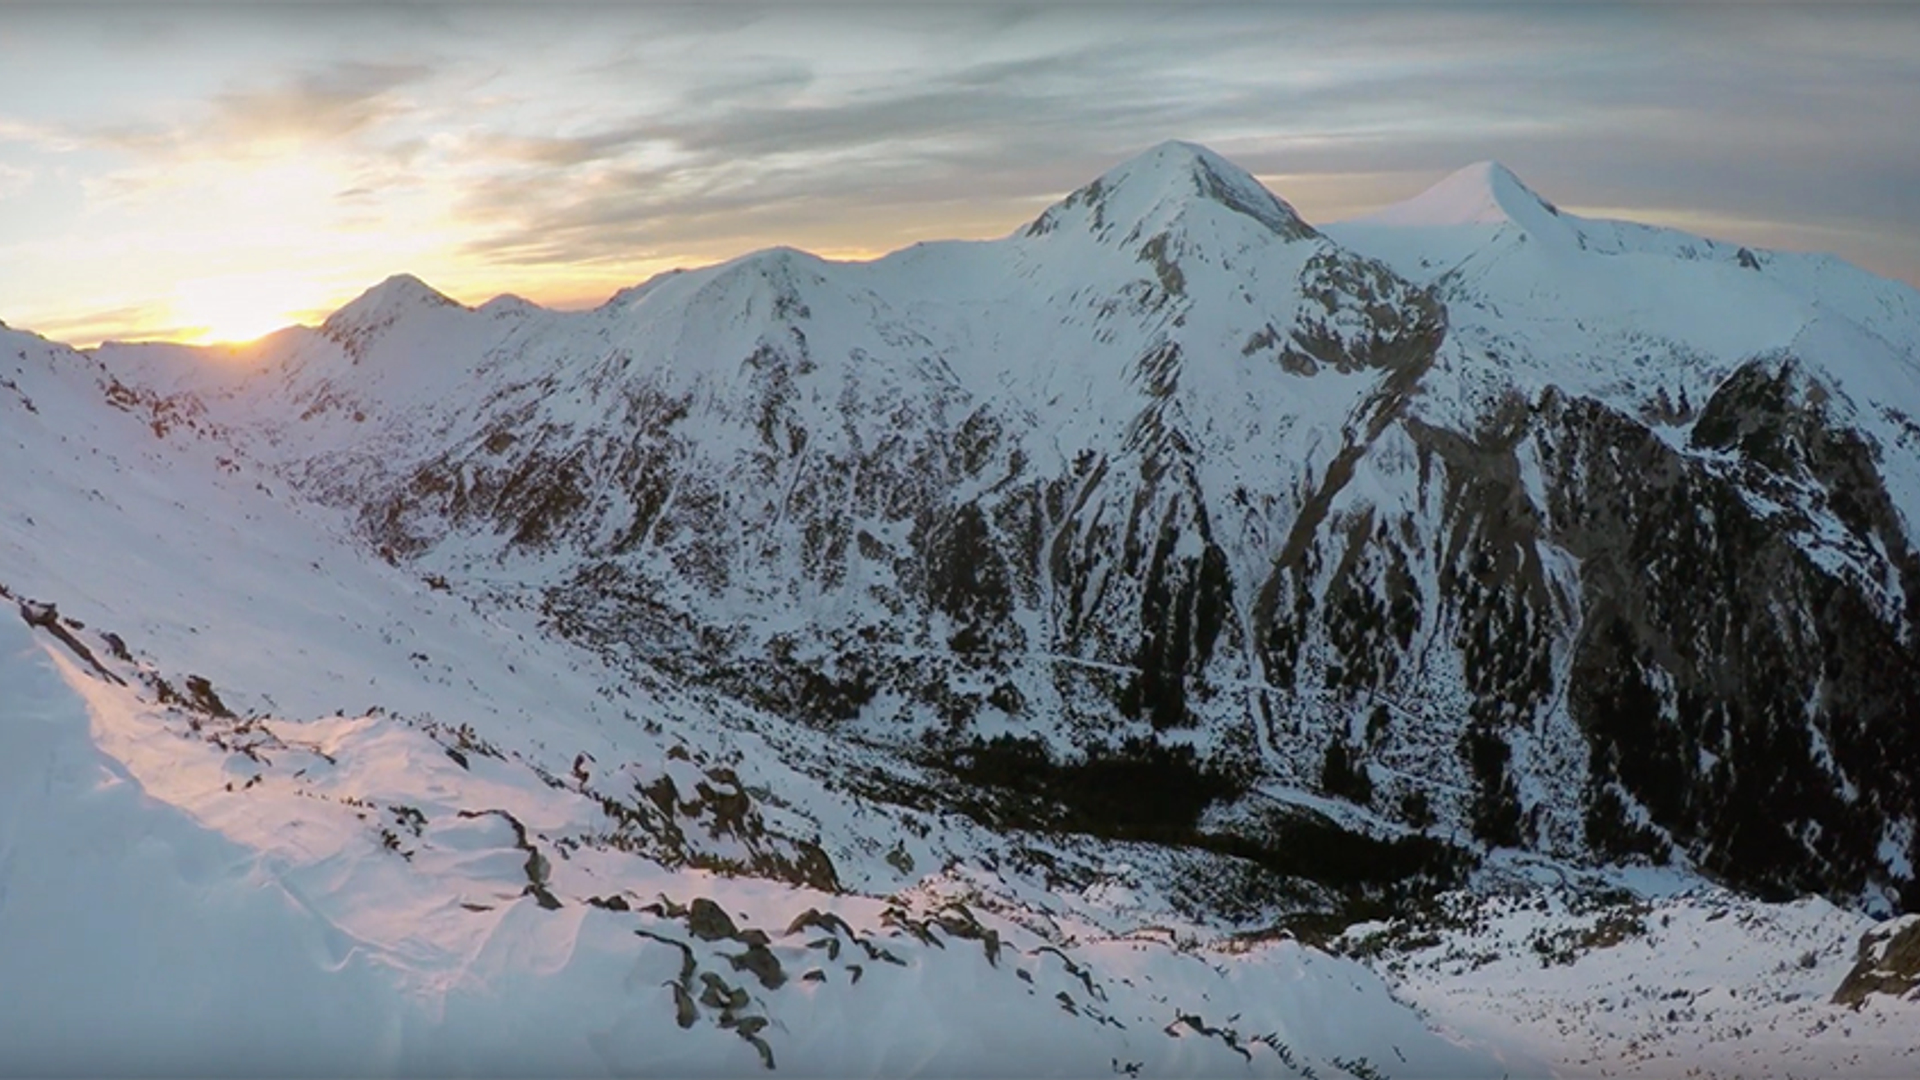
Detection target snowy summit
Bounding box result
[1355,160,1563,230]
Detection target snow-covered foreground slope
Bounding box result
[1,612,1521,1077]
[5,593,1915,1076]
[0,615,405,1076]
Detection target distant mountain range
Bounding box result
[4,140,1918,1074]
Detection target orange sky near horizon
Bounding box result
[4,6,1916,350]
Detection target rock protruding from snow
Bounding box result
[1833,915,1920,1006]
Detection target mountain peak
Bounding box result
[357,272,456,306]
[322,273,462,337]
[1025,140,1314,242]
[1104,139,1245,189]
[1355,160,1564,232]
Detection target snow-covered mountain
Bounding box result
[5,140,1920,1074]
[1326,163,1920,904]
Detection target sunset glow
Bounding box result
[170,273,327,345]
[1,6,1915,347]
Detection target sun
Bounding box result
[171,273,320,345]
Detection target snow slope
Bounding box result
[1341,875,1920,1079]
[1327,160,1920,437]
[3,317,1510,1076]
[6,609,1533,1077]
[0,615,405,1077]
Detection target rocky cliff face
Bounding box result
[104,142,1920,914]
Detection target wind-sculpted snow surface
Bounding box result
[5,140,1920,1074]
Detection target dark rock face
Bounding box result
[1221,344,1919,907]
[1536,364,1920,905]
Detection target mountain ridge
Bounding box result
[67,141,1917,913]
[22,141,1920,907]
[205,146,1911,362]
[7,138,1920,1074]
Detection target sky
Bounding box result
[1,3,1916,347]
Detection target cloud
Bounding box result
[76,57,433,162]
[0,116,83,153]
[442,18,1348,265]
[59,5,1920,273]
[675,58,815,109]
[210,60,430,145]
[0,163,32,199]
[461,129,655,169]
[14,302,173,347]
[4,1,1917,339]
